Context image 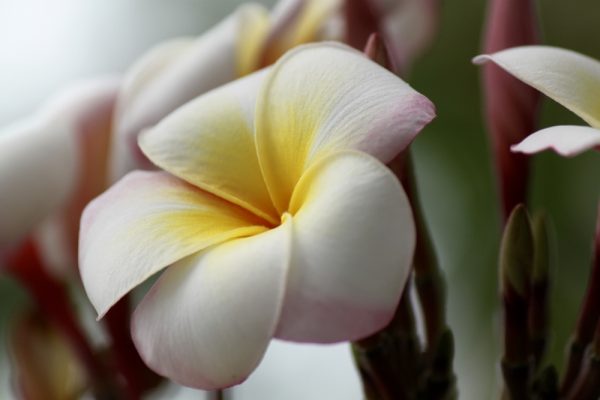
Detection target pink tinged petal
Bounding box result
[256,42,435,212]
[0,78,119,251]
[48,80,119,271]
[132,221,292,389]
[260,0,342,66]
[375,0,440,75]
[275,151,415,343]
[511,125,600,157]
[111,4,267,180]
[79,171,268,318]
[474,46,600,128]
[139,69,279,224]
[110,38,193,179]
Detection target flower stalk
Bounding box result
[344,0,380,51]
[352,284,422,399]
[103,297,162,397]
[500,205,534,400]
[562,204,600,397]
[529,212,551,369]
[351,33,454,399]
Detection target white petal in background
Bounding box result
[512,125,600,157]
[473,46,600,128]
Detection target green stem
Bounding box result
[402,153,449,355]
[561,205,600,396]
[353,283,422,399]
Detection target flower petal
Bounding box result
[378,0,440,74]
[256,42,435,212]
[110,38,193,179]
[261,0,342,66]
[132,221,291,389]
[0,78,119,251]
[139,70,279,224]
[275,151,414,343]
[511,125,600,157]
[79,171,268,318]
[474,46,600,128]
[111,4,268,180]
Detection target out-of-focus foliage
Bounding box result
[410,0,600,397]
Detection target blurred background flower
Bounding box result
[1,0,599,399]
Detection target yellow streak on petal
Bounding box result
[125,183,270,252]
[256,84,327,212]
[263,0,341,66]
[139,73,279,225]
[235,5,270,76]
[80,171,271,318]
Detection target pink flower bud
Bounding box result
[481,0,541,223]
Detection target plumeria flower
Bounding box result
[474,46,600,157]
[80,43,435,389]
[0,78,118,274]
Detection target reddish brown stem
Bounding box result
[344,0,380,51]
[104,296,161,397]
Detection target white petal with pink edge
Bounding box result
[275,150,414,343]
[474,46,600,128]
[256,42,435,212]
[511,125,600,157]
[79,171,268,318]
[0,78,119,250]
[132,220,291,389]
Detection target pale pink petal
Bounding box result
[511,125,600,157]
[0,78,119,251]
[275,151,414,343]
[132,221,291,389]
[79,171,268,317]
[256,42,435,212]
[375,0,440,74]
[110,4,268,180]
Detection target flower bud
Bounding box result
[480,0,541,222]
[500,204,534,297]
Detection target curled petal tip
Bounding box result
[510,126,600,157]
[472,54,491,65]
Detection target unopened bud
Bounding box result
[531,212,551,284]
[363,33,392,70]
[500,204,534,297]
[480,0,540,222]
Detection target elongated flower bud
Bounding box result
[529,212,552,368]
[500,204,534,399]
[480,0,540,223]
